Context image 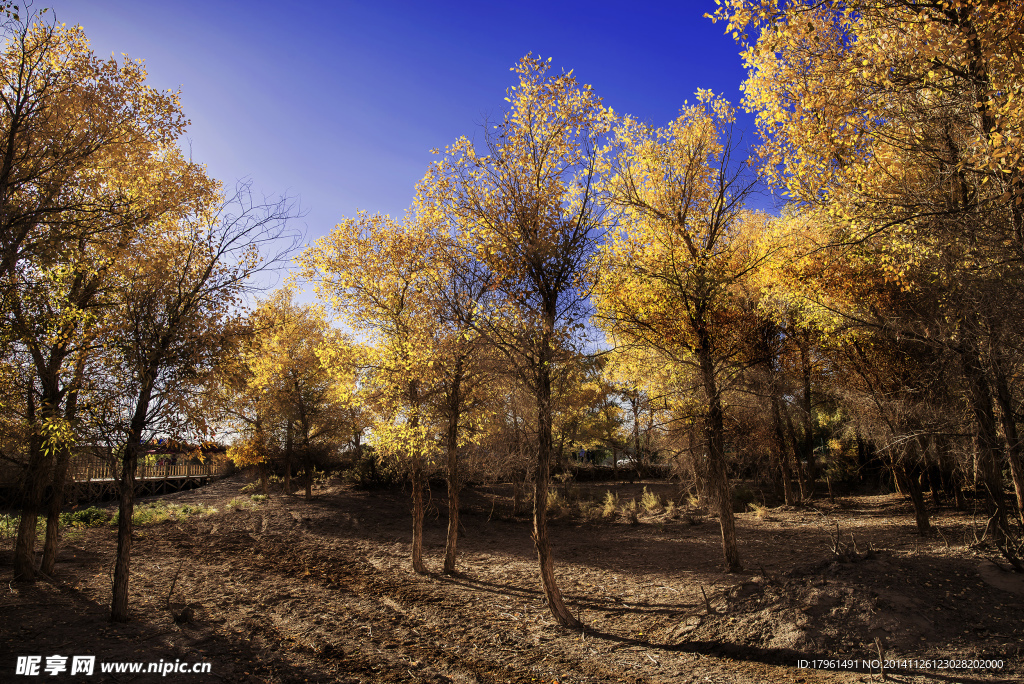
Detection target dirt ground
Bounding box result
[2,475,1023,683]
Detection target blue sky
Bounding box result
[43,0,765,249]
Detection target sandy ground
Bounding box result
[2,474,1022,683]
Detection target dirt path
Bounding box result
[2,476,1022,683]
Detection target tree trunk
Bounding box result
[782,403,806,502]
[111,442,139,622]
[533,322,581,628]
[304,457,313,500]
[771,396,796,505]
[631,393,642,467]
[283,419,293,495]
[960,346,1009,541]
[895,460,930,534]
[40,446,70,576]
[927,465,943,506]
[991,360,1024,525]
[111,378,155,622]
[42,359,88,575]
[698,332,741,572]
[952,467,966,511]
[443,359,464,575]
[13,428,47,581]
[798,337,817,499]
[411,454,427,574]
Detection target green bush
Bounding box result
[110,502,216,525]
[342,449,398,489]
[61,506,110,527]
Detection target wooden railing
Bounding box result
[69,461,231,482]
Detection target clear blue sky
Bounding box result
[42,0,767,248]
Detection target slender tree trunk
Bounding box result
[42,357,87,575]
[771,396,795,505]
[443,359,464,575]
[782,404,807,501]
[304,452,313,500]
[532,322,581,628]
[111,380,154,622]
[697,332,741,572]
[404,378,427,575]
[798,338,817,498]
[283,419,293,495]
[631,394,642,466]
[927,466,942,506]
[856,433,868,484]
[952,466,966,511]
[411,454,426,574]
[960,346,1009,541]
[991,360,1024,525]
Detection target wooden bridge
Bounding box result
[0,460,233,509]
[67,461,233,503]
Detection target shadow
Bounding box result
[0,571,334,684]
[435,573,701,615]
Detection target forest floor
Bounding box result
[2,474,1023,683]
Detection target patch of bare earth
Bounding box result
[2,475,1022,683]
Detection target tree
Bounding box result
[710,0,1024,539]
[418,55,609,627]
[416,227,494,575]
[0,12,205,580]
[299,213,441,574]
[246,289,352,499]
[593,92,762,572]
[104,182,297,621]
[218,289,345,496]
[0,14,188,292]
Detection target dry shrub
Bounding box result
[602,490,618,519]
[623,498,640,525]
[641,486,662,514]
[749,503,772,521]
[580,500,604,522]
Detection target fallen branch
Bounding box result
[700,586,714,615]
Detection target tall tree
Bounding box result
[1,16,203,579]
[0,15,188,292]
[418,55,609,627]
[247,289,351,500]
[593,92,762,572]
[711,0,1024,538]
[299,213,441,574]
[219,289,356,496]
[105,183,296,621]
